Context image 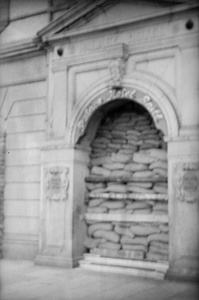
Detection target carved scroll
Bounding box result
[45,166,69,201]
[173,162,199,203]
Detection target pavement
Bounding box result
[0,259,198,300]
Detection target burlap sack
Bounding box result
[140,143,159,150]
[91,156,112,166]
[105,184,128,193]
[120,236,148,246]
[152,168,167,177]
[91,142,107,149]
[112,139,127,144]
[111,170,132,177]
[133,208,152,214]
[108,209,127,214]
[149,161,167,170]
[148,233,169,243]
[87,207,108,213]
[153,185,167,194]
[84,237,106,248]
[130,225,160,236]
[141,129,159,135]
[144,139,161,147]
[124,163,148,172]
[128,139,143,146]
[88,198,105,207]
[114,225,135,238]
[127,182,153,188]
[111,153,132,163]
[109,143,122,150]
[88,222,113,236]
[153,203,168,211]
[133,170,154,178]
[101,201,125,209]
[127,186,154,194]
[159,224,169,232]
[126,129,141,137]
[152,210,167,215]
[118,149,136,155]
[150,241,169,250]
[133,152,156,164]
[86,182,106,190]
[122,244,147,252]
[126,201,150,210]
[94,137,110,144]
[91,166,111,176]
[98,242,121,250]
[146,149,167,161]
[93,230,120,243]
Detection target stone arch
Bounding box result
[68,71,179,145]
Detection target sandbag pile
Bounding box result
[84,221,169,261]
[85,107,169,262]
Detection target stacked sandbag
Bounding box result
[84,221,169,261]
[0,133,5,259]
[85,106,169,262]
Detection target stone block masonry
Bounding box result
[0,133,5,258]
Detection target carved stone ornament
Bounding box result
[45,166,69,201]
[173,162,199,203]
[109,58,126,88]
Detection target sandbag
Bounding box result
[98,242,121,250]
[108,209,127,214]
[101,201,125,209]
[130,225,160,236]
[102,163,125,170]
[84,237,106,249]
[87,207,108,213]
[152,168,167,177]
[88,222,113,236]
[88,198,105,207]
[86,182,106,191]
[153,203,168,211]
[111,153,132,163]
[126,130,140,137]
[121,236,148,246]
[126,201,151,210]
[132,170,154,178]
[144,139,161,147]
[150,241,169,250]
[91,156,112,166]
[114,225,135,238]
[91,166,111,176]
[146,149,167,161]
[105,184,128,193]
[93,230,120,243]
[149,246,168,255]
[122,244,147,252]
[133,208,152,214]
[111,170,132,177]
[149,161,167,170]
[127,186,155,194]
[159,224,169,232]
[124,163,148,172]
[148,233,169,243]
[153,185,167,194]
[127,182,153,188]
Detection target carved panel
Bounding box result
[109,58,126,88]
[173,162,199,203]
[45,166,69,201]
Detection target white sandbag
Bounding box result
[149,161,167,170]
[88,198,105,207]
[133,152,156,164]
[93,230,120,243]
[84,237,106,248]
[159,224,169,233]
[153,168,167,177]
[122,244,147,252]
[127,186,155,194]
[130,225,160,236]
[111,153,132,163]
[105,184,128,193]
[124,163,148,172]
[127,182,153,188]
[148,233,169,243]
[102,163,125,170]
[132,170,154,178]
[126,201,151,210]
[111,170,132,177]
[146,149,167,161]
[87,207,108,213]
[120,236,148,246]
[88,222,113,236]
[98,242,121,250]
[101,201,125,209]
[114,225,135,238]
[133,208,152,214]
[91,166,111,177]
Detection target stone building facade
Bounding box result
[0,0,198,281]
